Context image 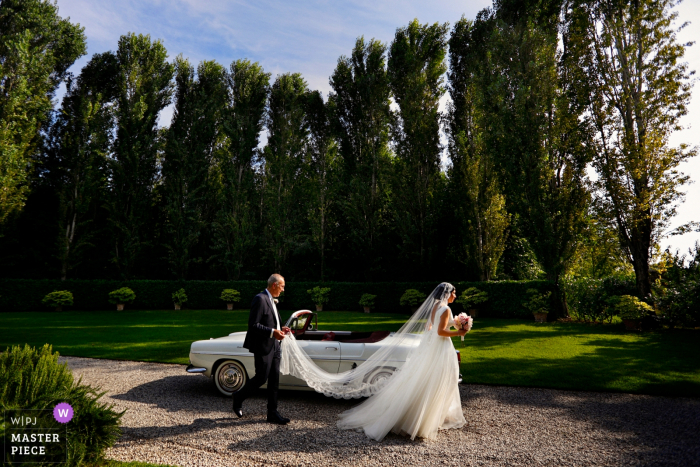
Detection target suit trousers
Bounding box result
[235,339,281,413]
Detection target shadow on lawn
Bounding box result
[463,333,700,398]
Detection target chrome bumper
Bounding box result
[186,364,207,374]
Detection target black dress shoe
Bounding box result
[266,410,290,425]
[232,395,243,418]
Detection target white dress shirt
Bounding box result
[265,289,281,338]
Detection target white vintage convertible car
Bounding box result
[187,310,462,396]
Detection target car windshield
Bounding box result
[293,314,308,330]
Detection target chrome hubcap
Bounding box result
[219,363,245,392]
[369,371,392,385]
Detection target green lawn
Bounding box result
[2,310,698,397]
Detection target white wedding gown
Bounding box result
[281,306,466,441]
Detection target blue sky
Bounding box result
[54,0,700,256]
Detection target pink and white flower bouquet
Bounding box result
[453,313,473,341]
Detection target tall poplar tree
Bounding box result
[46,53,116,279]
[446,17,510,281]
[565,0,696,299]
[329,37,393,280]
[304,90,338,281]
[162,58,227,279]
[388,19,449,274]
[108,33,173,279]
[261,73,309,273]
[211,59,270,280]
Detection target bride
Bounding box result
[280,282,468,441]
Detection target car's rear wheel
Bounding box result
[367,366,395,386]
[214,360,247,396]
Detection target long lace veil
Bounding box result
[280,282,456,399]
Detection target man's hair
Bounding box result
[267,274,284,287]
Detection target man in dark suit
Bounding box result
[232,274,291,424]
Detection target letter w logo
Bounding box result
[58,409,69,417]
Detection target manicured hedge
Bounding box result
[0,278,556,318]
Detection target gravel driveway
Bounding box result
[62,356,700,467]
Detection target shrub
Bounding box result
[456,287,488,309]
[41,290,74,310]
[0,344,122,466]
[400,289,426,307]
[108,287,136,305]
[522,288,552,314]
[171,288,188,305]
[359,293,376,308]
[307,286,331,305]
[563,275,636,323]
[220,289,241,303]
[614,295,654,320]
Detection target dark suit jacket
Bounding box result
[243,291,281,355]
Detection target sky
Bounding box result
[53,0,700,257]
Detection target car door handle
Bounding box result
[325,347,338,350]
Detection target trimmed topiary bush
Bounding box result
[400,289,426,308]
[307,286,331,306]
[522,288,552,315]
[456,287,488,309]
[108,287,135,309]
[0,344,122,466]
[220,289,241,303]
[359,293,376,309]
[171,288,188,306]
[41,290,74,311]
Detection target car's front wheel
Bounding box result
[214,360,248,396]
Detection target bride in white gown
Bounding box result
[280,282,468,441]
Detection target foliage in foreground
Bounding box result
[0,344,122,466]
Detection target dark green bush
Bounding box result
[400,289,426,307]
[220,289,241,303]
[563,275,636,322]
[108,287,136,305]
[359,293,376,308]
[171,288,188,305]
[0,344,122,466]
[41,290,74,309]
[307,286,331,305]
[655,246,700,327]
[456,287,488,309]
[0,279,556,317]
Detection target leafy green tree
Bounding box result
[0,0,86,225]
[446,17,510,281]
[388,19,449,274]
[304,90,339,281]
[211,59,270,280]
[108,33,173,279]
[565,0,696,298]
[45,54,116,280]
[261,73,309,273]
[475,4,591,316]
[162,57,227,279]
[329,37,393,279]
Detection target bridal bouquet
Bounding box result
[454,313,473,342]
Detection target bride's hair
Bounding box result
[431,282,455,302]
